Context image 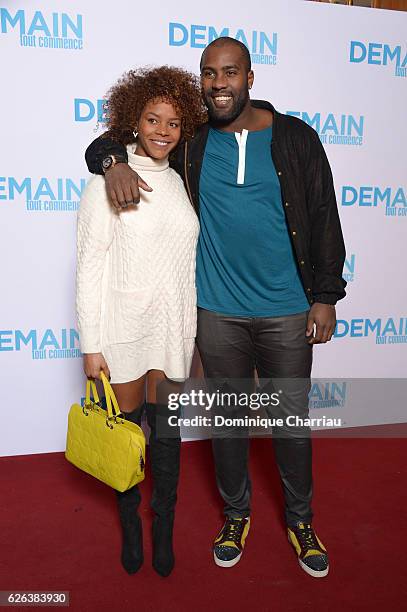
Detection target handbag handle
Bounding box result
[100,371,122,420]
[84,373,122,421]
[85,379,100,406]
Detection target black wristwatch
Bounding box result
[101,154,127,173]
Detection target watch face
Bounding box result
[102,156,113,170]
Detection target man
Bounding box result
[85,37,346,578]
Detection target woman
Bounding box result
[76,66,206,577]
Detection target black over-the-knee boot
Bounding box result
[116,403,145,574]
[145,402,181,577]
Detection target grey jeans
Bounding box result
[196,308,313,526]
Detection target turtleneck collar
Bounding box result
[127,143,169,172]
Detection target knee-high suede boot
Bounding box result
[116,403,145,574]
[145,402,181,577]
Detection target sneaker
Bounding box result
[287,522,329,578]
[213,516,250,568]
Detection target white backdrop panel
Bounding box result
[0,0,406,456]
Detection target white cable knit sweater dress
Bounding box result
[76,145,200,383]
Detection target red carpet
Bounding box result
[1,436,406,612]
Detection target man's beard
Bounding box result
[204,89,249,127]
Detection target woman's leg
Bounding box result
[145,370,183,577]
[110,376,147,575]
[111,375,147,414]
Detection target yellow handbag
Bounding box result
[65,372,145,492]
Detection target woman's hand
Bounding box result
[83,353,110,380]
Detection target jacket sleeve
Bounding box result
[305,131,347,305]
[169,141,186,179]
[76,176,118,352]
[85,133,128,175]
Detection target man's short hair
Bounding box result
[200,37,252,72]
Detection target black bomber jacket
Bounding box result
[85,100,347,306]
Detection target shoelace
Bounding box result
[296,523,321,552]
[222,519,245,545]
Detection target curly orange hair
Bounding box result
[105,65,207,144]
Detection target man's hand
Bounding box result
[83,353,110,380]
[306,303,336,344]
[105,163,152,210]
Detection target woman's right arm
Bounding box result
[85,135,152,209]
[76,177,117,378]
